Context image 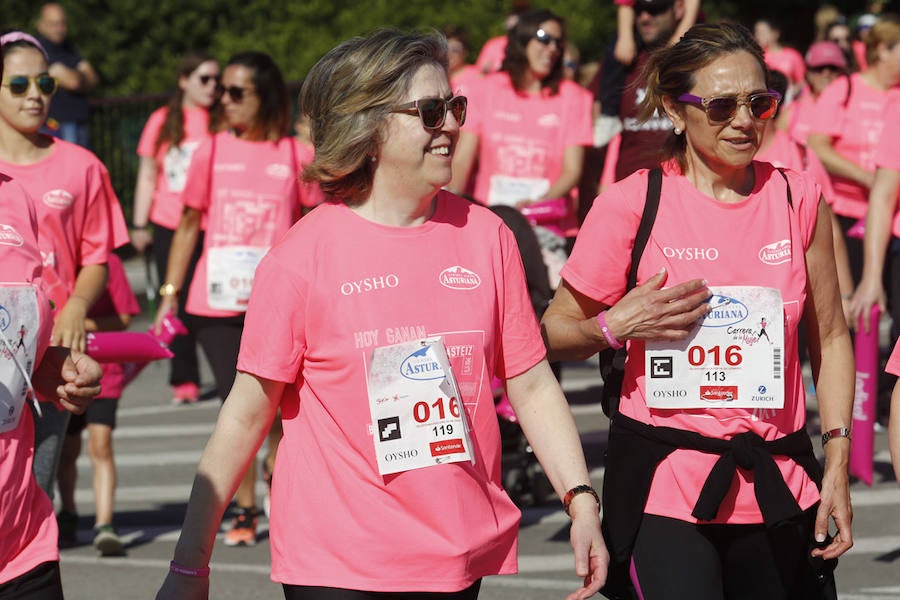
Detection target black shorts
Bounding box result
[282,580,481,600]
[630,509,835,600]
[0,561,63,600]
[66,397,118,434]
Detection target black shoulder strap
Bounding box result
[842,73,852,108]
[776,167,793,210]
[627,168,662,291]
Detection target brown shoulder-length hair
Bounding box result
[639,22,768,172]
[501,9,565,95]
[299,28,448,204]
[155,52,218,154]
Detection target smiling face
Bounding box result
[374,63,459,201]
[664,51,770,177]
[525,20,563,81]
[0,46,53,136]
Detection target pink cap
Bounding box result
[805,41,847,70]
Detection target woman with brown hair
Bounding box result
[132,52,221,404]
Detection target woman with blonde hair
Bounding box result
[157,28,606,600]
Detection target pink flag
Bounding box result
[850,305,878,485]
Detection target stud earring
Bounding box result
[673,127,683,135]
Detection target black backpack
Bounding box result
[597,167,794,417]
[598,168,661,417]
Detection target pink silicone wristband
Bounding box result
[597,311,624,350]
[169,561,210,577]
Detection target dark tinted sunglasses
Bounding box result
[392,95,467,131]
[198,74,220,86]
[4,74,57,96]
[808,65,843,75]
[677,91,781,123]
[534,28,563,48]
[216,84,252,102]
[635,1,674,16]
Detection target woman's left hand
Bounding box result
[51,296,90,352]
[812,453,853,560]
[566,498,608,599]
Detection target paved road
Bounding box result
[53,261,900,599]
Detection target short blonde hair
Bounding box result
[299,29,448,203]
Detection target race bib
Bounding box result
[645,286,784,410]
[488,175,550,207]
[0,284,40,434]
[206,245,268,311]
[367,337,475,476]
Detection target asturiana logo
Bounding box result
[0,305,10,331]
[0,224,23,247]
[439,266,481,290]
[400,346,445,381]
[758,239,791,265]
[702,294,749,328]
[43,189,74,210]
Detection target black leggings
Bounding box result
[283,580,481,600]
[0,561,63,600]
[631,509,834,600]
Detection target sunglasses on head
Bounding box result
[534,28,563,48]
[3,74,57,96]
[635,1,674,17]
[391,95,467,131]
[216,84,252,102]
[677,91,781,123]
[198,74,220,86]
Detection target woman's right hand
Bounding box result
[605,269,711,343]
[156,572,209,600]
[849,277,885,333]
[154,295,178,336]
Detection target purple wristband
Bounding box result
[597,311,623,350]
[169,561,210,577]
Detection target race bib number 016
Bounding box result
[645,286,784,410]
[366,337,475,476]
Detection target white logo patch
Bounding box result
[43,189,74,210]
[439,266,481,290]
[0,224,24,247]
[758,240,791,265]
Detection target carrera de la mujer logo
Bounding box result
[702,294,748,328]
[400,346,444,381]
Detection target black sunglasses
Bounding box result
[198,74,220,86]
[808,65,843,74]
[635,1,674,17]
[534,28,563,48]
[391,95,467,131]
[677,91,781,123]
[216,84,253,102]
[3,74,57,97]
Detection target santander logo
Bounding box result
[439,266,481,290]
[43,189,74,210]
[0,224,23,247]
[758,239,791,265]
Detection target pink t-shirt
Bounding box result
[88,253,141,399]
[0,175,57,585]
[764,47,806,85]
[563,163,822,524]
[886,341,900,376]
[136,106,211,230]
[810,72,897,219]
[0,138,130,295]
[474,35,507,74]
[465,72,593,223]
[181,132,310,317]
[237,192,544,591]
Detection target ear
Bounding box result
[178,75,188,93]
[661,95,685,133]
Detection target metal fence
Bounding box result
[88,92,168,224]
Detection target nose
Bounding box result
[730,101,754,128]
